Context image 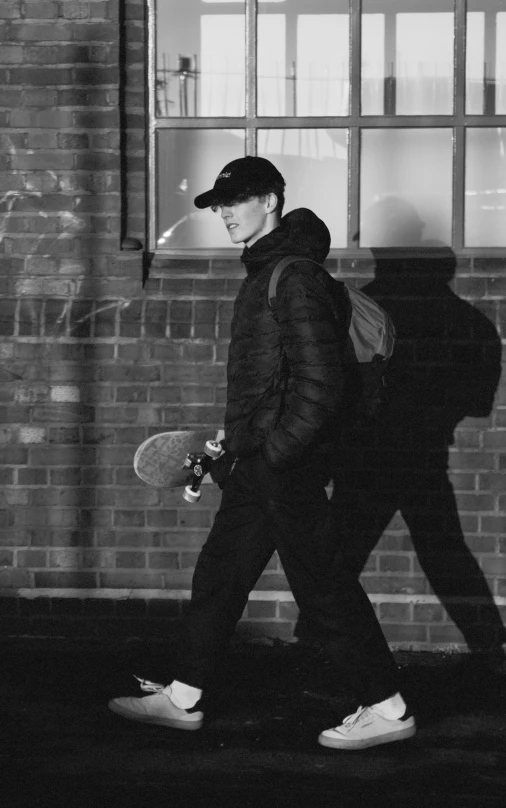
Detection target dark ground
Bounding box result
[1,636,505,808]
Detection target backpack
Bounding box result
[268,255,396,424]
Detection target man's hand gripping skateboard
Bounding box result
[133,429,234,503]
[180,437,223,503]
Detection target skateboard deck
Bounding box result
[134,429,224,490]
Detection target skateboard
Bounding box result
[133,430,224,503]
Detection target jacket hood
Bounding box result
[242,208,331,274]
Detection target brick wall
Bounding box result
[0,0,505,650]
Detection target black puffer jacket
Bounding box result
[224,207,348,470]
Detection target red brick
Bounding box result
[156,531,206,550]
[148,552,179,570]
[146,510,178,528]
[31,488,96,507]
[33,571,97,588]
[9,66,73,84]
[115,386,148,403]
[0,45,24,62]
[480,557,506,575]
[179,552,200,570]
[81,426,116,445]
[360,576,427,595]
[178,510,212,529]
[75,152,119,171]
[0,469,15,485]
[95,447,135,465]
[278,602,299,620]
[115,551,146,569]
[0,549,14,565]
[413,603,444,623]
[481,516,506,535]
[1,446,28,464]
[97,366,160,383]
[113,488,159,507]
[99,572,164,589]
[0,568,31,587]
[254,573,290,591]
[465,535,496,553]
[16,549,47,567]
[428,625,466,645]
[49,468,82,486]
[0,298,16,334]
[378,602,411,622]
[379,555,411,573]
[114,511,145,528]
[29,446,95,466]
[115,532,156,548]
[0,88,22,106]
[383,624,428,644]
[181,387,215,405]
[248,601,277,619]
[12,21,74,40]
[0,2,21,18]
[483,432,506,449]
[21,2,57,20]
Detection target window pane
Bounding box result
[465,128,506,247]
[156,0,245,117]
[258,129,348,247]
[361,0,454,115]
[257,1,349,117]
[466,2,506,115]
[156,130,245,249]
[360,129,453,247]
[258,12,286,116]
[362,12,385,115]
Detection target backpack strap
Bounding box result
[268,255,321,315]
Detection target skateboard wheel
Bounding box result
[183,486,201,504]
[205,440,222,459]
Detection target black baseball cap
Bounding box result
[194,156,285,209]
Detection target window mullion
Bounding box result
[350,0,362,119]
[349,1,361,249]
[483,11,497,115]
[148,0,157,253]
[455,0,466,117]
[245,0,257,154]
[453,0,466,250]
[453,126,465,250]
[348,127,360,249]
[383,10,397,115]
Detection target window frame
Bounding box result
[147,0,506,257]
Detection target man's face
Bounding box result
[219,195,276,247]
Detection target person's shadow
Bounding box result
[330,198,506,659]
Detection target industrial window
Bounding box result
[149,0,506,253]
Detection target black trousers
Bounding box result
[173,452,400,707]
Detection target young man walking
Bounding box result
[109,156,415,750]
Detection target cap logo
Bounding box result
[217,171,232,179]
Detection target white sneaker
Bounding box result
[318,705,416,750]
[108,677,204,731]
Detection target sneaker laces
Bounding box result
[339,705,375,732]
[133,675,166,694]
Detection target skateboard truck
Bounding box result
[182,440,222,503]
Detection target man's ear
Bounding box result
[265,192,279,214]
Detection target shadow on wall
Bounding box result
[331,196,506,654]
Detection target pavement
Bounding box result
[1,635,506,808]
